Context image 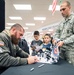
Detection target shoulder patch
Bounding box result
[0,41,4,46]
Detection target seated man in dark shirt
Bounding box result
[18,38,29,54]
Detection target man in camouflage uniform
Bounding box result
[0,24,38,73]
[54,1,74,65]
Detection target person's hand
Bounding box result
[27,56,38,64]
[57,41,64,47]
[31,46,36,50]
[52,39,57,45]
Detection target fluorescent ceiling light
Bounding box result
[26,23,35,26]
[9,16,22,20]
[48,29,53,32]
[5,27,11,29]
[13,4,32,10]
[6,23,15,26]
[48,5,60,11]
[34,17,46,20]
[23,27,28,29]
[46,32,51,34]
[26,32,32,33]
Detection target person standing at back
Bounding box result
[31,31,43,56]
[53,1,74,65]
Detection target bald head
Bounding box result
[60,1,71,7]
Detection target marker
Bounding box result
[30,68,34,72]
[38,64,44,68]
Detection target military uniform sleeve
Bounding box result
[0,34,28,67]
[0,46,28,67]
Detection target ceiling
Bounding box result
[5,0,74,35]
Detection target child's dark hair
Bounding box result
[44,34,51,38]
[34,31,39,35]
[44,34,53,44]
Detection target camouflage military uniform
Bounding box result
[54,13,74,65]
[0,30,29,67]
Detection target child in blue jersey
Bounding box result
[38,34,59,64]
[42,34,52,52]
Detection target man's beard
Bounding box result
[11,35,20,45]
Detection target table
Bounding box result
[1,59,74,75]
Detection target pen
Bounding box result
[38,64,44,68]
[30,68,34,71]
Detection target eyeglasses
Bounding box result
[60,8,66,11]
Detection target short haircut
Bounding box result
[44,34,53,43]
[34,31,39,35]
[10,23,24,32]
[64,1,71,6]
